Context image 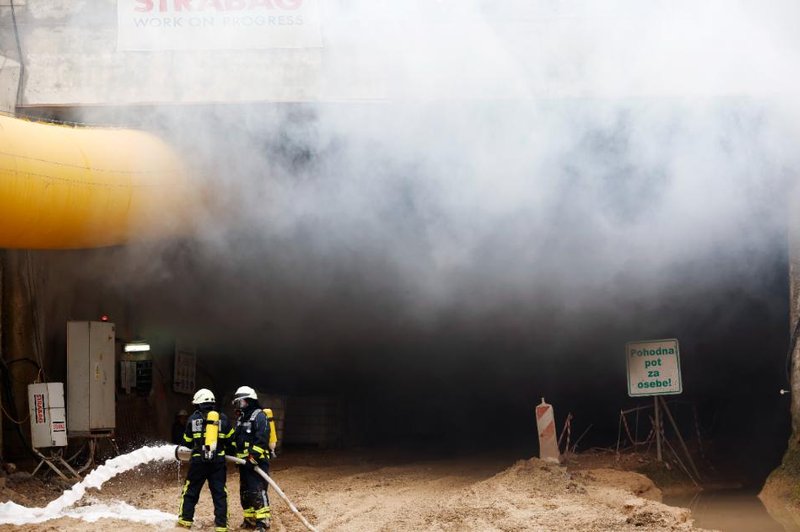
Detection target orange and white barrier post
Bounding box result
[535,397,561,463]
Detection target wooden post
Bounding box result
[654,396,662,461]
[660,396,701,480]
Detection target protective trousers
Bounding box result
[178,460,228,530]
[239,463,271,526]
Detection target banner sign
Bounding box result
[117,0,322,51]
[626,338,682,397]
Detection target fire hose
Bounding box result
[175,446,318,532]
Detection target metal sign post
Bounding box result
[654,396,661,461]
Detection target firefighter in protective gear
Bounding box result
[231,385,273,530]
[177,388,234,531]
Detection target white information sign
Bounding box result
[117,0,323,51]
[173,346,196,395]
[626,338,682,397]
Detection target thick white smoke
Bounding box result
[32,0,798,357]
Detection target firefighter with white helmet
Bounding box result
[177,388,234,531]
[231,385,273,530]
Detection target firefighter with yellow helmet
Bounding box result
[231,385,273,530]
[177,388,234,531]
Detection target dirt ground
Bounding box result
[0,448,705,531]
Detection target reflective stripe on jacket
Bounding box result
[232,406,270,461]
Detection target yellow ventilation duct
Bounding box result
[0,115,192,249]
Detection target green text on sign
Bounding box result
[626,338,682,397]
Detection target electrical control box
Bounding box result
[67,321,116,435]
[120,351,153,396]
[28,382,68,448]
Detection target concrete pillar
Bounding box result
[1,251,39,459]
[0,55,20,113]
[0,251,4,458]
[789,196,800,440]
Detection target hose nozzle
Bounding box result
[175,445,192,462]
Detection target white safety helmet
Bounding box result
[192,388,216,405]
[232,385,258,404]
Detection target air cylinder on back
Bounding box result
[204,410,220,460]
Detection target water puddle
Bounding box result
[665,489,785,532]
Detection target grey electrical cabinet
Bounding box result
[67,321,116,435]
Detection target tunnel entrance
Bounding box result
[7,101,792,493]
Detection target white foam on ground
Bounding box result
[0,444,177,525]
[64,499,174,524]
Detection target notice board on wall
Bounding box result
[174,345,196,395]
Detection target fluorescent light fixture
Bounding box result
[124,342,151,353]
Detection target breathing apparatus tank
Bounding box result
[203,410,220,460]
[264,408,278,453]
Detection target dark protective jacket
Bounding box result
[232,402,271,462]
[182,406,234,463]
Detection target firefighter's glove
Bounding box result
[270,450,278,459]
[245,454,259,469]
